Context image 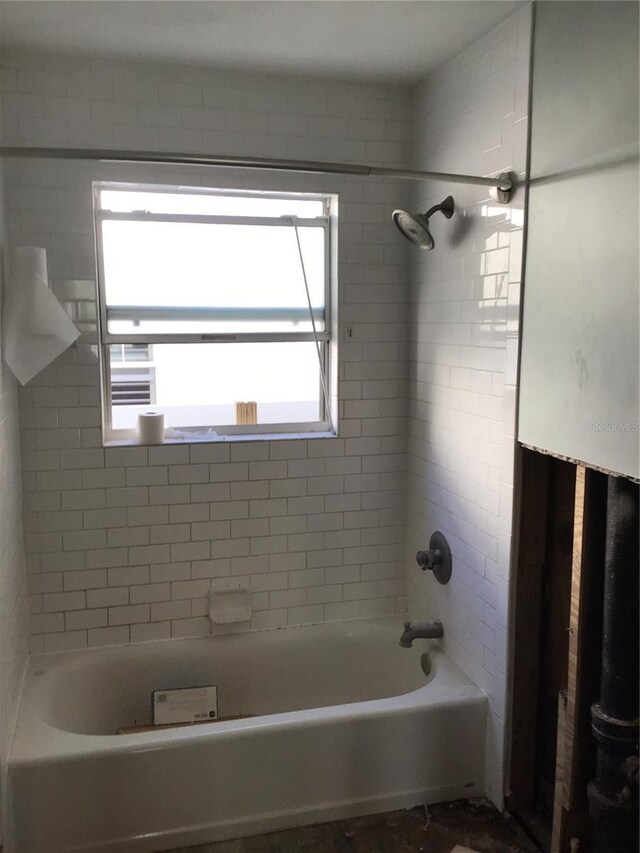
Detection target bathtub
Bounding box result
[8,616,486,852]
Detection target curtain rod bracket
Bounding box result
[493,172,515,204]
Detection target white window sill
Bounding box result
[103,430,337,448]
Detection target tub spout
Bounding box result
[399,620,444,648]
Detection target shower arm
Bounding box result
[0,146,514,202]
[424,199,451,219]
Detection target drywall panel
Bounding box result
[519,1,639,479]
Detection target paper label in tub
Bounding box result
[152,686,218,725]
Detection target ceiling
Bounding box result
[0,1,522,84]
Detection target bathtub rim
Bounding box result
[10,617,486,765]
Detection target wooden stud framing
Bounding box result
[550,466,606,852]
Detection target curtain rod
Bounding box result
[0,146,514,198]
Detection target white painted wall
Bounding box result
[0,52,412,653]
[0,107,29,846]
[405,6,531,806]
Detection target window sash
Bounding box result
[97,210,326,227]
[101,331,330,345]
[101,341,332,440]
[96,210,331,345]
[103,305,329,345]
[98,184,328,217]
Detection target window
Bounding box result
[94,183,337,443]
[110,344,156,406]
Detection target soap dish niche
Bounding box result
[208,586,251,624]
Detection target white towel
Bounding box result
[2,247,81,385]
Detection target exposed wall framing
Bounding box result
[508,449,610,851]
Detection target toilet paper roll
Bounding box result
[137,412,165,445]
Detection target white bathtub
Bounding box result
[8,617,486,852]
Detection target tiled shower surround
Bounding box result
[0,55,413,653]
[0,4,531,808]
[0,113,29,847]
[405,7,531,804]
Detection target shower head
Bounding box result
[392,195,455,250]
[392,209,436,250]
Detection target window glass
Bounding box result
[95,183,335,442]
[102,221,325,334]
[108,341,323,432]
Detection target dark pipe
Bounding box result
[599,478,639,721]
[588,476,639,853]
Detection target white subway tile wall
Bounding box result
[0,110,29,846]
[405,7,531,806]
[0,53,412,654]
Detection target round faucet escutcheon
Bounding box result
[416,531,452,584]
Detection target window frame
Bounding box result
[93,182,338,444]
